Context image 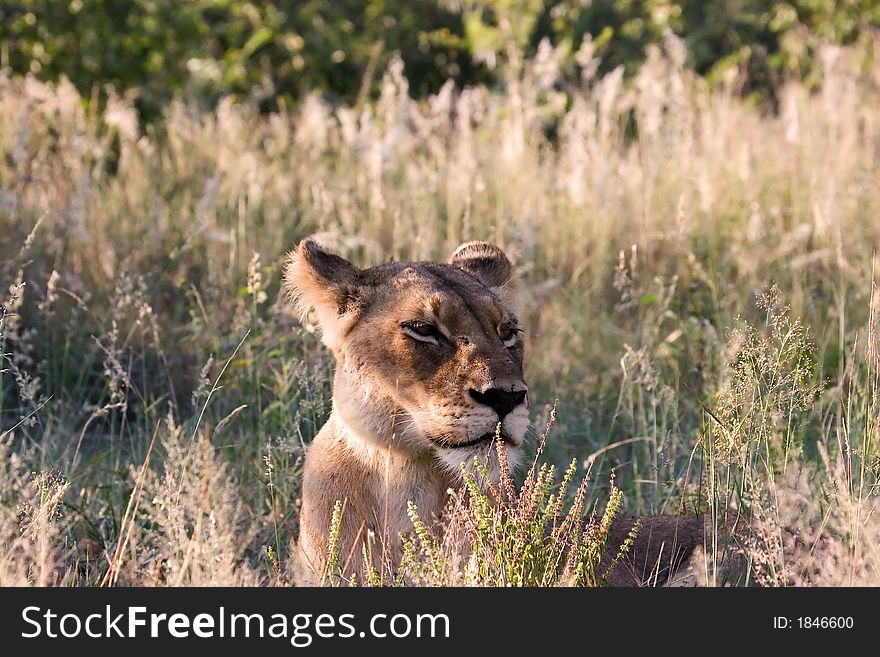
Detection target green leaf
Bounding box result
[240,26,274,60]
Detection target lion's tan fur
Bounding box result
[285,239,530,584]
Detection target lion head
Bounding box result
[284,239,529,477]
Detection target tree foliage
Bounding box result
[1,0,877,119]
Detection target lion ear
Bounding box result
[283,238,366,351]
[449,241,521,314]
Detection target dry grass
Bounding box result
[1,35,879,585]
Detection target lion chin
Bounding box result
[433,438,526,487]
[428,417,529,483]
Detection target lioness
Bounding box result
[285,238,707,585]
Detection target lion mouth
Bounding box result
[429,431,514,449]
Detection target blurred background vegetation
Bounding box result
[2,0,878,120]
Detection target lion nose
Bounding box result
[469,387,527,419]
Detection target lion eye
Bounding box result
[402,321,441,344]
[410,322,435,336]
[498,325,520,347]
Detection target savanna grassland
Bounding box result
[2,35,879,586]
